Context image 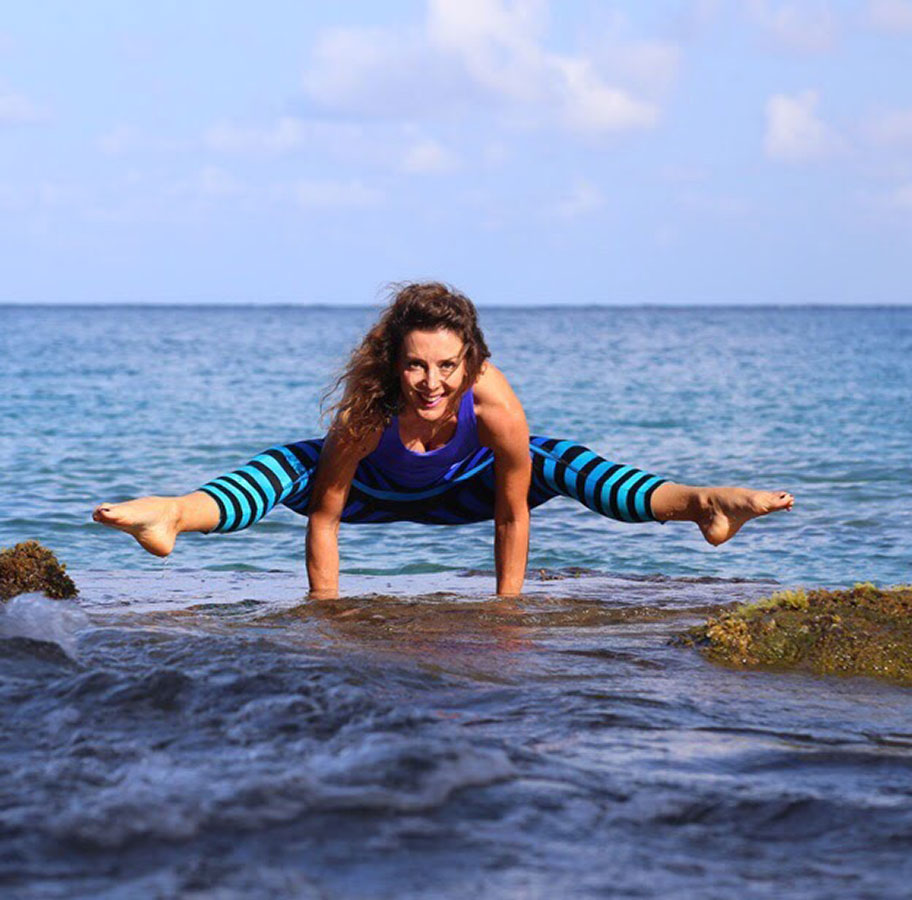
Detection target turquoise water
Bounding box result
[2,305,910,585]
[3,305,912,899]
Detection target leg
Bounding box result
[93,441,321,555]
[528,437,668,522]
[650,482,794,546]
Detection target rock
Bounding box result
[675,584,912,685]
[0,541,78,601]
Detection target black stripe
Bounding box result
[283,488,312,515]
[530,468,556,503]
[557,444,588,466]
[285,441,321,470]
[625,473,652,522]
[264,448,300,485]
[223,474,260,528]
[608,469,638,520]
[234,469,271,513]
[463,478,496,512]
[353,461,381,490]
[250,459,284,501]
[642,478,666,522]
[214,478,245,532]
[553,445,587,496]
[574,455,603,509]
[590,463,624,517]
[199,486,227,531]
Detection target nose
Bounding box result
[426,367,441,390]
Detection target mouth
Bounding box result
[417,393,445,409]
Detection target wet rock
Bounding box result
[675,584,912,685]
[0,541,78,601]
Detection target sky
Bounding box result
[1,0,910,305]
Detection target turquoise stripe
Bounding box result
[276,444,313,475]
[204,482,239,532]
[560,449,597,501]
[213,476,254,529]
[539,440,574,494]
[580,459,616,509]
[239,462,280,506]
[599,465,635,521]
[223,472,265,524]
[634,474,664,521]
[257,454,296,495]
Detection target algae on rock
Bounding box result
[0,541,78,601]
[676,584,912,685]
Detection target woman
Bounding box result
[94,282,794,596]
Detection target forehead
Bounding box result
[400,328,464,359]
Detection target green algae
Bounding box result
[0,541,78,601]
[676,584,912,684]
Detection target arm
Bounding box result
[475,365,532,596]
[306,424,378,599]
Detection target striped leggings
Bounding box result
[199,437,668,533]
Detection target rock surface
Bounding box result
[676,584,912,684]
[0,541,78,601]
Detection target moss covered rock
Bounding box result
[0,541,78,601]
[676,584,912,684]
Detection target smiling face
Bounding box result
[398,328,467,421]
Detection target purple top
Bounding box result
[363,389,483,489]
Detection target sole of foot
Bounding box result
[92,497,180,557]
[699,488,794,547]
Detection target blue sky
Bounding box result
[1,0,910,304]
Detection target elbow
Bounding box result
[495,506,530,529]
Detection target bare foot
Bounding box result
[92,497,181,557]
[698,487,794,547]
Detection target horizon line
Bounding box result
[2,301,911,310]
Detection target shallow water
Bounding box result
[2,305,912,897]
[4,572,912,898]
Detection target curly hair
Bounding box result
[326,282,491,440]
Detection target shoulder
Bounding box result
[472,363,528,451]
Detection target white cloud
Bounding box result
[554,57,657,133]
[554,179,604,218]
[302,25,467,119]
[291,179,384,210]
[867,0,912,32]
[0,86,44,124]
[764,90,841,162]
[402,138,460,174]
[865,108,912,147]
[747,1,839,52]
[301,0,663,136]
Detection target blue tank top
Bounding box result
[363,389,484,489]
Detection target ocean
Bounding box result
[2,304,911,898]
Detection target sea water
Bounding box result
[1,305,911,898]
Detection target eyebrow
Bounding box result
[405,353,463,364]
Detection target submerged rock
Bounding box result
[0,541,78,601]
[676,584,912,685]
